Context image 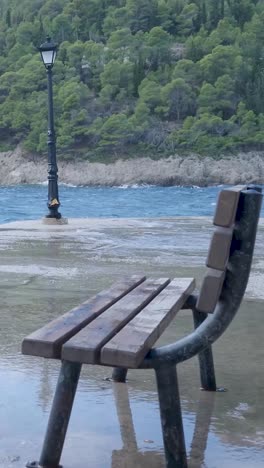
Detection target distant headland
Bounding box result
[1,146,263,187]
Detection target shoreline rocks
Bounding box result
[0,146,264,186]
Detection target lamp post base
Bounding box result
[42,217,68,225]
[46,213,61,219]
[26,462,62,468]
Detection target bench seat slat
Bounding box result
[100,277,195,369]
[22,275,146,359]
[62,278,170,365]
[213,185,246,227]
[196,268,225,314]
[206,227,233,271]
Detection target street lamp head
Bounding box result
[39,36,57,69]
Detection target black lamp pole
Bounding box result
[39,36,61,219]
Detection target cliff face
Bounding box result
[1,146,264,186]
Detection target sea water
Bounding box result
[2,184,264,223]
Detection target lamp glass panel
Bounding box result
[41,50,54,66]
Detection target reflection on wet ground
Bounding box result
[0,218,263,468]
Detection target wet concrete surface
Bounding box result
[0,218,263,468]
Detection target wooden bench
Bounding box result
[22,185,262,468]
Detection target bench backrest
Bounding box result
[196,185,261,314]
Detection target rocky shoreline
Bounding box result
[0,146,264,186]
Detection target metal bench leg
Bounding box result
[193,310,217,391]
[27,360,82,468]
[155,365,188,468]
[112,367,128,383]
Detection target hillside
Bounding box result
[0,1,263,160]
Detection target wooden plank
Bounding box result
[100,278,195,369]
[196,268,225,314]
[22,275,146,359]
[206,227,233,271]
[62,277,170,365]
[213,185,246,227]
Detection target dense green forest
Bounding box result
[0,0,263,160]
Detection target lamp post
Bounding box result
[39,36,61,220]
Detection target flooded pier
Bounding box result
[0,217,263,467]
